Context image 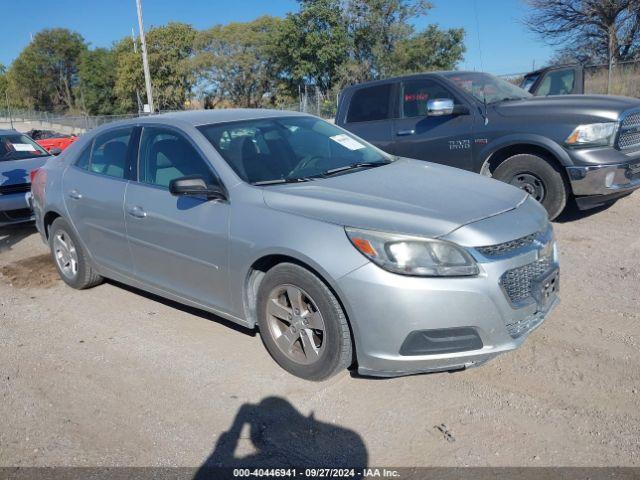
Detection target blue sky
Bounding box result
[0,0,552,75]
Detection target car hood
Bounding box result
[0,156,50,186]
[494,95,640,122]
[262,158,528,239]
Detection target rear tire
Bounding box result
[257,263,352,381]
[493,153,568,220]
[49,217,103,289]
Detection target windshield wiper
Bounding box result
[489,96,525,104]
[320,161,389,178]
[252,177,314,186]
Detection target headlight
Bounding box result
[565,122,618,147]
[345,227,479,277]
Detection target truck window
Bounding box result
[401,80,457,118]
[346,84,392,123]
[536,69,575,96]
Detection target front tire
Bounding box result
[492,154,568,220]
[257,263,352,381]
[49,217,103,289]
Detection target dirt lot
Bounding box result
[0,195,639,468]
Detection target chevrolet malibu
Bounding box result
[31,110,560,380]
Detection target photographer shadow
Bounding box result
[194,396,367,477]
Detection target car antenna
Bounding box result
[481,86,489,126]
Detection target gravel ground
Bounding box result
[0,195,639,468]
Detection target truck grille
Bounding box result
[0,183,31,195]
[618,111,640,151]
[500,256,553,306]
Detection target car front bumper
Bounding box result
[337,243,559,377]
[0,191,34,226]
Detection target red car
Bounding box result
[27,130,78,153]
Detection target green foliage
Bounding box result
[0,64,7,104]
[275,0,350,93]
[388,25,466,76]
[78,48,119,115]
[115,23,196,112]
[192,16,282,107]
[343,0,465,82]
[4,3,465,115]
[7,28,86,112]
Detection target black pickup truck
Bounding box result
[335,71,640,219]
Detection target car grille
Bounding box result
[618,111,640,151]
[477,231,540,257]
[500,256,553,307]
[0,183,31,195]
[505,310,546,339]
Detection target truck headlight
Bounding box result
[565,122,618,147]
[345,227,479,277]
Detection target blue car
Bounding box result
[0,129,52,226]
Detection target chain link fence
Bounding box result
[0,109,143,133]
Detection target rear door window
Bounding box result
[346,84,392,123]
[89,128,134,179]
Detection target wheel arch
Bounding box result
[243,252,359,366]
[43,210,63,239]
[477,136,573,177]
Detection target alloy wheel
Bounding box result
[53,230,79,280]
[265,284,326,365]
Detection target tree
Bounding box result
[525,0,640,64]
[340,0,465,84]
[78,48,119,115]
[192,16,282,108]
[115,22,196,112]
[0,64,7,107]
[387,25,465,76]
[7,29,86,111]
[275,0,350,94]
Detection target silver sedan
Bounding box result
[31,110,559,380]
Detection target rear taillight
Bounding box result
[29,169,39,183]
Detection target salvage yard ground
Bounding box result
[1,195,639,467]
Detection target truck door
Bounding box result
[339,83,395,154]
[392,78,474,171]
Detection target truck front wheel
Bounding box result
[493,154,567,220]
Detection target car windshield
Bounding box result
[443,72,532,104]
[198,116,391,184]
[0,133,49,162]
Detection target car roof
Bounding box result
[0,129,20,136]
[341,71,482,91]
[137,108,310,127]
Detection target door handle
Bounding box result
[396,129,416,136]
[68,190,82,200]
[127,205,147,219]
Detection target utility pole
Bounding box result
[135,0,154,113]
[5,91,13,129]
[131,28,144,114]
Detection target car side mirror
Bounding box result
[169,175,226,201]
[427,98,455,116]
[49,147,62,156]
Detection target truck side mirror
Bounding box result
[427,98,455,116]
